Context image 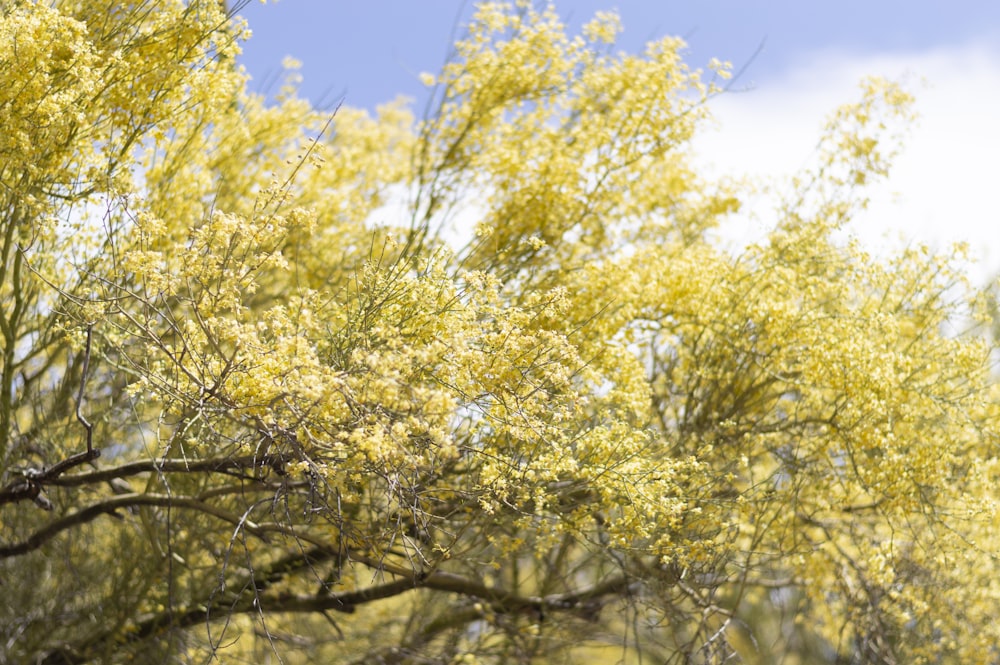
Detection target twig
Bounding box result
[75,324,95,455]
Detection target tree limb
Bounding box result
[38,567,632,665]
[0,493,293,558]
[0,453,287,509]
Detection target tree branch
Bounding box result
[0,448,101,510]
[49,454,288,487]
[0,453,287,509]
[75,325,94,455]
[38,567,632,665]
[0,492,293,558]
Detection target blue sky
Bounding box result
[235,1,1000,283]
[236,1,1000,111]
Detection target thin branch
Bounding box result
[48,453,288,487]
[0,493,289,558]
[75,324,95,455]
[0,453,289,509]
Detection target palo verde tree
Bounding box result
[1,1,999,663]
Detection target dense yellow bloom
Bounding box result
[0,2,997,664]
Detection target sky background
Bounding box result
[234,1,1000,285]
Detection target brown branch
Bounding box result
[39,566,631,665]
[48,454,287,487]
[248,570,631,618]
[0,453,288,509]
[0,449,101,510]
[75,325,94,454]
[0,493,292,559]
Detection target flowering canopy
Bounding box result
[1,2,998,663]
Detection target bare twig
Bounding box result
[0,451,292,509]
[75,325,95,455]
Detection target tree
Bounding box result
[1,1,998,663]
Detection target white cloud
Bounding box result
[695,43,1000,287]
